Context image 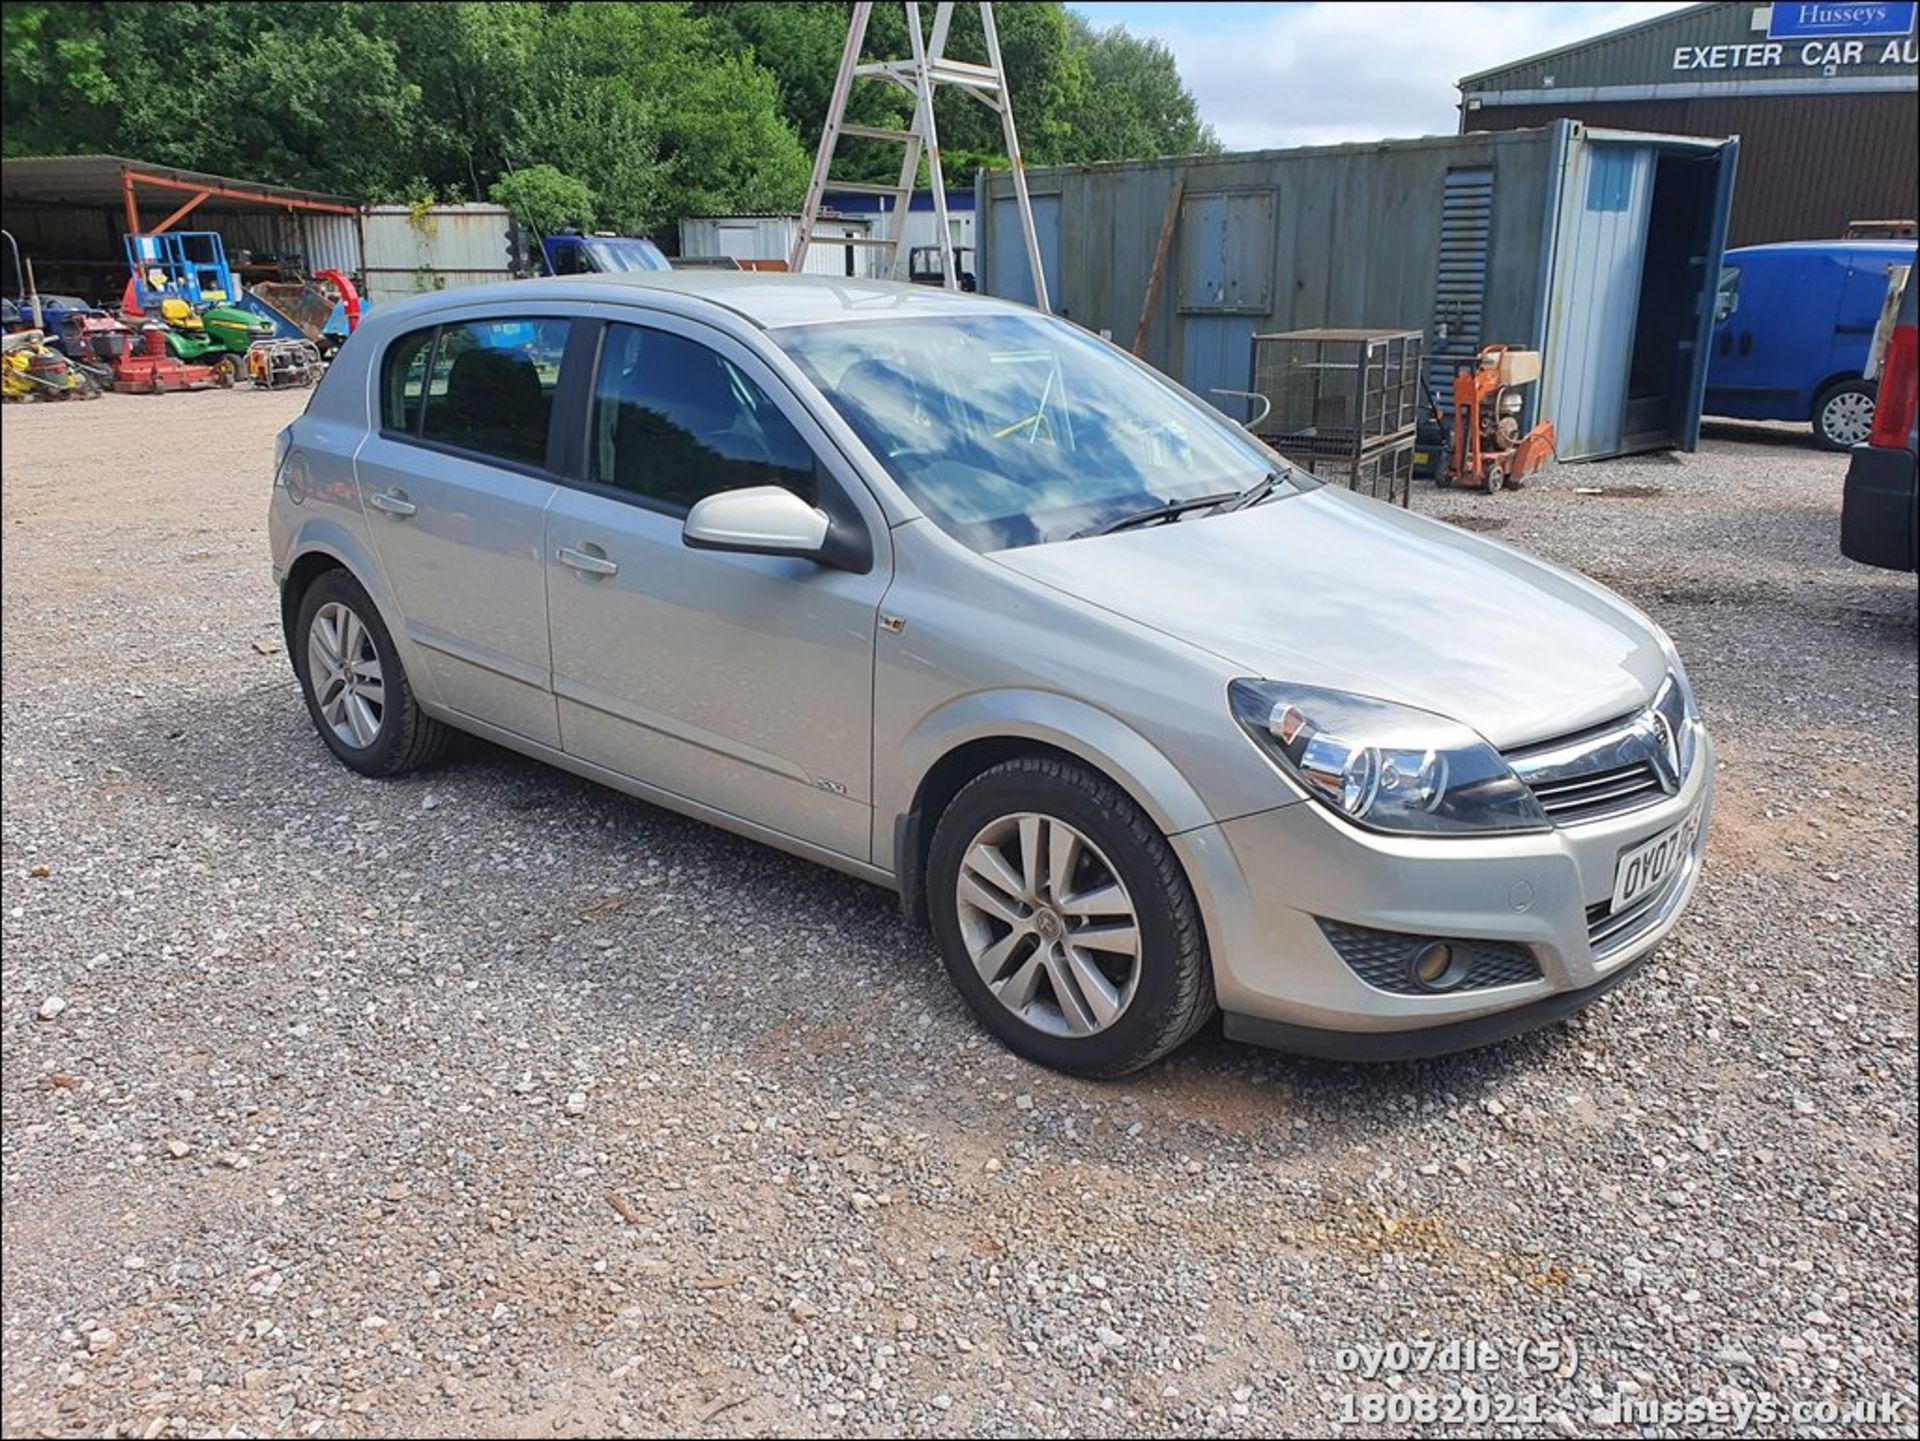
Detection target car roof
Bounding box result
[1727,240,1918,260]
[369,270,1033,332]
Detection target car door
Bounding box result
[1709,249,1848,420]
[353,313,581,747]
[544,313,891,860]
[1707,254,1778,417]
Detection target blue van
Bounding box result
[1706,240,1916,449]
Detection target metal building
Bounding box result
[976,121,1738,460]
[0,154,362,298]
[1459,1,1917,246]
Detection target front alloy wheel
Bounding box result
[955,812,1141,1037]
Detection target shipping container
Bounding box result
[976,121,1738,461]
[678,214,877,277]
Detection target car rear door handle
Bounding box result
[558,544,618,577]
[367,489,416,517]
[1737,332,1753,356]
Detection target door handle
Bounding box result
[367,489,416,517]
[1737,332,1753,356]
[558,545,618,577]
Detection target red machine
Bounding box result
[110,322,225,394]
[1447,345,1556,494]
[314,268,361,333]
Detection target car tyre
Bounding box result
[1812,378,1876,451]
[293,569,449,777]
[927,756,1215,1078]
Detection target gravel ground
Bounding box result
[2,391,1915,1440]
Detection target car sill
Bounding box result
[437,706,897,891]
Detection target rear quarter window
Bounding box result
[381,326,435,433]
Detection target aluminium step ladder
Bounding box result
[789,1,1051,311]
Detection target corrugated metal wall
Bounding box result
[361,204,511,303]
[1469,91,1917,244]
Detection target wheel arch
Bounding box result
[885,692,1216,927]
[1809,370,1877,421]
[276,529,402,660]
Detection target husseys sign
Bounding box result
[1672,0,1919,67]
[1766,1,1915,38]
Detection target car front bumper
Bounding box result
[1173,731,1714,1059]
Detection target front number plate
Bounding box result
[1611,813,1697,912]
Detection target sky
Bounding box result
[1073,1,1694,150]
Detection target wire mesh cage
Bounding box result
[1287,434,1416,508]
[1250,328,1424,457]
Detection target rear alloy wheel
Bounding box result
[293,570,449,777]
[308,601,385,750]
[928,757,1215,1077]
[1813,379,1876,451]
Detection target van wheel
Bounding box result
[1813,379,1876,451]
[293,570,449,776]
[926,757,1215,1078]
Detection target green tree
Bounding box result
[0,1,1212,230]
[1057,12,1219,162]
[489,165,596,234]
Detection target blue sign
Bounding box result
[1767,1,1916,39]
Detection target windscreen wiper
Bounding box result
[1075,490,1240,539]
[1218,468,1288,513]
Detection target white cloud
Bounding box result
[1119,2,1692,151]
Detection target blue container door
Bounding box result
[1540,144,1656,460]
[1182,317,1260,421]
[990,193,1060,312]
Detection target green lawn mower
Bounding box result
[157,297,274,382]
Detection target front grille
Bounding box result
[1525,758,1666,822]
[1505,677,1693,827]
[1320,921,1542,995]
[1585,849,1694,960]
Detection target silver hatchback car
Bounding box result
[269,272,1712,1077]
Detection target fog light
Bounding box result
[1409,942,1469,992]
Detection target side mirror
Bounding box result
[682,485,831,560]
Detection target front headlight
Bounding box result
[1229,680,1551,836]
[1651,669,1699,781]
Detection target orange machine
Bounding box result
[1447,345,1555,494]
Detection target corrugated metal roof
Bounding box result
[0,154,357,210]
[1461,3,1720,87]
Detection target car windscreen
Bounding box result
[776,312,1305,551]
[584,239,670,273]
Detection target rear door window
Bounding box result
[419,318,572,468]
